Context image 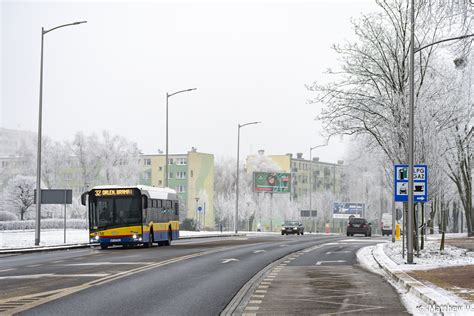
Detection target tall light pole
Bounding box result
[35,21,87,246]
[235,121,261,233]
[406,0,474,263]
[309,143,328,224]
[165,88,197,188]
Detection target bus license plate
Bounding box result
[110,239,121,242]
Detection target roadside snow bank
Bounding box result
[384,239,474,271]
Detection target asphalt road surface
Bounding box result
[0,234,408,315]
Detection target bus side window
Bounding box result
[142,196,148,209]
[174,202,179,216]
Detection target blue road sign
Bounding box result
[394,164,428,202]
[197,206,203,212]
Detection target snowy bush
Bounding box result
[0,219,87,230]
[0,211,18,221]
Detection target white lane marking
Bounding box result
[249,300,262,304]
[279,244,289,247]
[261,282,271,285]
[341,239,386,243]
[326,251,351,254]
[316,260,346,265]
[222,258,239,264]
[252,295,265,298]
[52,260,64,264]
[0,268,16,273]
[255,290,267,293]
[0,273,109,280]
[253,250,266,254]
[25,264,41,268]
[258,285,269,289]
[245,306,259,311]
[62,262,150,266]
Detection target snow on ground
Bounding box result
[384,237,474,271]
[0,229,243,249]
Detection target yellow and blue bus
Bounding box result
[81,185,179,249]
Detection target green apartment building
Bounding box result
[139,148,214,228]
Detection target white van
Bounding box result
[381,213,392,236]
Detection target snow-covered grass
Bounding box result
[384,237,474,271]
[0,229,245,249]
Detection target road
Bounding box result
[0,234,408,315]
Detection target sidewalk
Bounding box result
[367,235,474,315]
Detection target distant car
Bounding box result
[281,221,304,235]
[346,217,372,237]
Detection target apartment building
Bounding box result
[139,148,214,228]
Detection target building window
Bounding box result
[176,185,186,193]
[176,158,187,165]
[190,170,193,177]
[158,180,162,185]
[168,172,173,179]
[168,158,174,165]
[176,171,187,179]
[144,159,151,166]
[143,171,151,180]
[158,166,162,171]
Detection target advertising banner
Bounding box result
[253,172,291,193]
[332,202,365,219]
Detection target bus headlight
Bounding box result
[94,235,99,241]
[133,234,137,239]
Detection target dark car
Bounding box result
[281,221,304,235]
[346,217,372,237]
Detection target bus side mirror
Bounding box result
[81,193,87,206]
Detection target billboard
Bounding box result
[253,172,291,193]
[332,202,365,219]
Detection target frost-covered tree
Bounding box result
[42,137,69,189]
[72,132,102,189]
[99,131,140,185]
[4,175,36,220]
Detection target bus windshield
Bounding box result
[89,197,141,230]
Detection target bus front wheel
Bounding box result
[100,244,108,250]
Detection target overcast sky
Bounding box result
[1,0,378,162]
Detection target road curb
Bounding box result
[371,243,471,313]
[0,233,246,255]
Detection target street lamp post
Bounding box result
[165,88,197,188]
[309,143,328,231]
[235,121,261,234]
[35,21,87,246]
[406,0,474,263]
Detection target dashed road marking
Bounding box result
[316,260,346,265]
[61,262,150,266]
[25,264,41,268]
[245,306,259,311]
[0,273,109,280]
[326,251,351,254]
